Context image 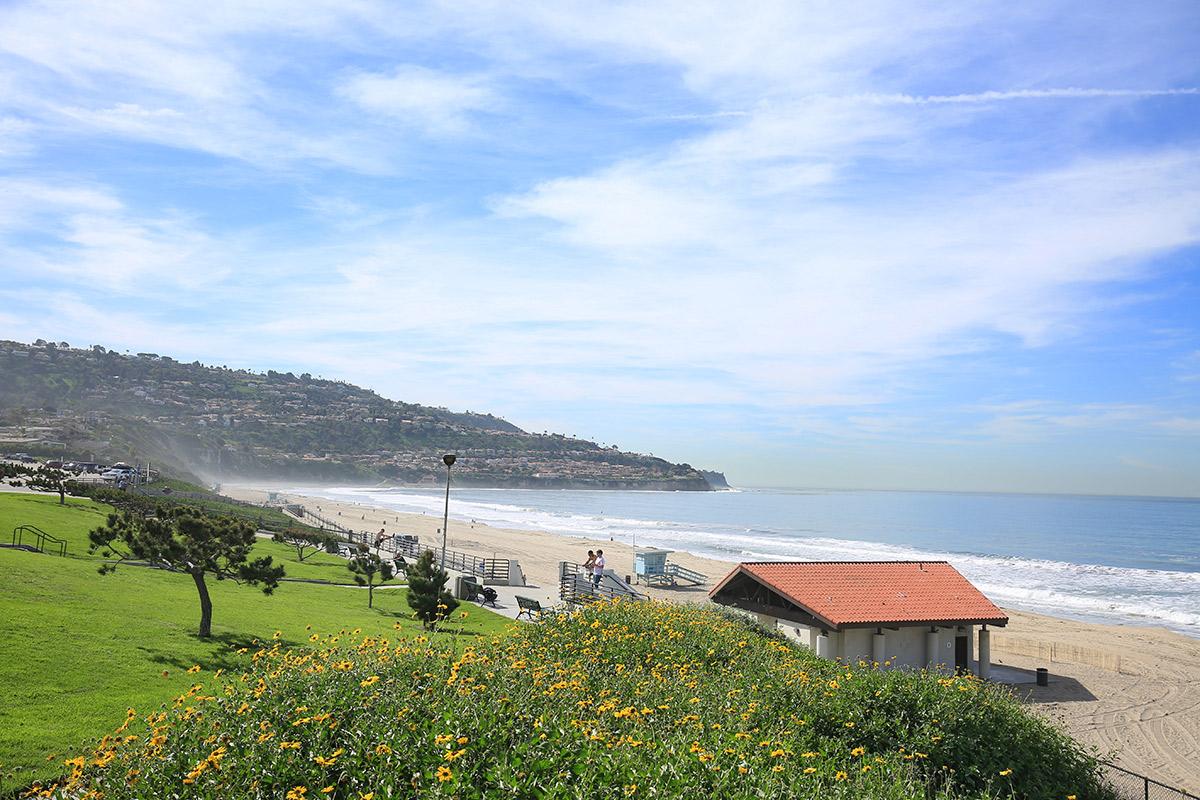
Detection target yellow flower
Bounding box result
[772,764,785,773]
[436,765,453,782]
[444,749,467,762]
[321,788,334,795]
[850,746,865,756]
[360,675,380,687]
[186,665,201,674]
[279,741,301,750]
[803,767,817,774]
[456,736,470,744]
[770,749,785,758]
[375,744,392,755]
[286,788,307,800]
[999,769,1013,777]
[835,770,849,781]
[844,721,855,728]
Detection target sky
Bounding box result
[1,1,1199,496]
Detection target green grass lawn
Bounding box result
[0,493,510,793]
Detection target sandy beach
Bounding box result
[227,485,1200,793]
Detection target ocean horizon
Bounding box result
[292,485,1200,639]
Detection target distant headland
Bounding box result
[0,339,722,491]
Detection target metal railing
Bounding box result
[287,505,354,535]
[11,525,67,557]
[359,532,487,576]
[559,562,647,605]
[665,562,708,585]
[1101,761,1199,800]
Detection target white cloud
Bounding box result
[1156,418,1200,434]
[0,0,1198,494]
[0,177,229,291]
[339,65,496,134]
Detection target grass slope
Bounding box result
[36,601,1111,800]
[0,493,508,792]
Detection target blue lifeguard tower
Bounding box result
[633,547,710,587]
[633,548,672,585]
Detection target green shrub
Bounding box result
[35,601,1110,799]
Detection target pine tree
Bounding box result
[89,506,284,637]
[405,549,459,629]
[347,547,393,608]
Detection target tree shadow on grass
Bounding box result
[135,631,300,674]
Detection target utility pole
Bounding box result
[440,454,457,570]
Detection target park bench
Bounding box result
[515,595,556,621]
[462,577,498,607]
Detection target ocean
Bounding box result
[297,486,1200,638]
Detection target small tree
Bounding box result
[347,547,393,609]
[273,527,338,562]
[89,506,285,637]
[405,549,458,629]
[1,463,74,505]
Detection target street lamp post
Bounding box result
[440,454,456,570]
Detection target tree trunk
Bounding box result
[192,571,213,638]
[58,486,65,505]
[368,581,374,608]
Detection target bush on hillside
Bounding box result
[33,601,1111,799]
[406,548,459,629]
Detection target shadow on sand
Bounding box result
[991,663,1098,703]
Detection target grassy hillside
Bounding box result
[0,493,509,793]
[33,601,1112,800]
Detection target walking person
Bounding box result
[592,549,606,588]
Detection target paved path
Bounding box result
[453,576,561,622]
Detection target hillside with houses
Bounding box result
[0,340,720,489]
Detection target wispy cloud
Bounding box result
[0,0,1198,493]
[338,66,497,135]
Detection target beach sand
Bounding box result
[227,485,1200,793]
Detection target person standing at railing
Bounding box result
[592,550,606,588]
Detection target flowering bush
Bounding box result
[30,601,1110,799]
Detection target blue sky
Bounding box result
[1,1,1199,495]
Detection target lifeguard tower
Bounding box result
[634,548,709,587]
[633,548,672,585]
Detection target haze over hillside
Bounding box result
[0,340,723,490]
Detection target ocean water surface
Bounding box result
[296,486,1200,638]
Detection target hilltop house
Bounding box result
[709,561,1007,678]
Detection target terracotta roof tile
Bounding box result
[710,561,1008,628]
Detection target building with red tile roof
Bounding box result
[709,561,1007,677]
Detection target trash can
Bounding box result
[1035,667,1049,686]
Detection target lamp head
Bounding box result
[442,453,457,467]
